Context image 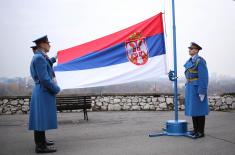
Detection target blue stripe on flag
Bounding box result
[54,33,165,71]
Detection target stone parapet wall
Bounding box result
[0,94,234,114]
[91,94,235,111]
[0,96,30,114]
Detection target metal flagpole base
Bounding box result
[149,120,195,139]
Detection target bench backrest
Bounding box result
[56,96,92,111]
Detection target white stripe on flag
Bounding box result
[55,54,167,89]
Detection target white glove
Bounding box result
[54,53,58,59]
[53,78,58,84]
[199,94,205,102]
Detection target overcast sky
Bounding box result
[0,0,234,78]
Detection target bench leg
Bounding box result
[86,111,88,121]
[83,109,86,120]
[83,109,88,121]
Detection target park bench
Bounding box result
[56,96,92,121]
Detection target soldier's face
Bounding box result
[40,42,51,53]
[45,43,51,52]
[189,48,198,56]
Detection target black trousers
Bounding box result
[34,131,46,146]
[192,116,205,134]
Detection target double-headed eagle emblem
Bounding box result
[125,32,149,65]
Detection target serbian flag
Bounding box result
[54,12,167,89]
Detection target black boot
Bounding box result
[43,132,54,146]
[190,117,198,136]
[193,116,205,139]
[35,143,57,153]
[45,140,54,146]
[196,116,205,138]
[193,132,204,138]
[34,131,57,153]
[42,131,54,146]
[198,116,205,134]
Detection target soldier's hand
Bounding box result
[54,52,58,59]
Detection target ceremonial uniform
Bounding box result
[29,50,60,131]
[184,42,209,138]
[29,35,60,153]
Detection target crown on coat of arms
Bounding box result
[128,32,142,41]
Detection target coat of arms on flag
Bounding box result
[125,32,149,66]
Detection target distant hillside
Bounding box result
[0,74,235,96]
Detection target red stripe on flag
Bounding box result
[58,12,164,64]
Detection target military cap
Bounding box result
[30,45,38,51]
[33,35,50,45]
[188,42,202,50]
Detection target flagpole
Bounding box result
[171,0,178,122]
[149,0,193,138]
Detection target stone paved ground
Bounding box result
[0,111,235,155]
